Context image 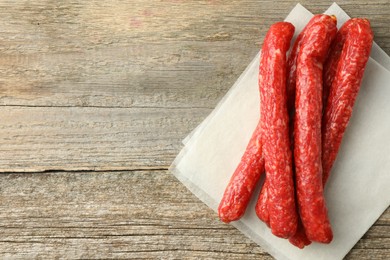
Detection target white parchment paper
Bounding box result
[170,3,390,260]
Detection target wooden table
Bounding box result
[0,1,388,259]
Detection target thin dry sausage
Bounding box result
[259,21,297,238]
[322,18,373,184]
[255,177,269,226]
[286,15,329,111]
[294,15,336,243]
[322,19,355,108]
[218,121,264,223]
[257,16,328,243]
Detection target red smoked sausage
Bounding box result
[323,19,355,108]
[288,14,339,248]
[256,16,332,245]
[259,22,297,238]
[294,15,336,243]
[286,15,330,111]
[255,177,269,226]
[257,15,332,247]
[218,121,264,223]
[322,18,373,184]
[288,221,312,249]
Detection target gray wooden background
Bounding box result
[0,1,388,259]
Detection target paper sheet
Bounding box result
[171,3,390,260]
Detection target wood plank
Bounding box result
[346,249,390,260]
[0,170,388,259]
[0,106,209,171]
[0,1,388,109]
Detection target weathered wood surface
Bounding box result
[0,171,389,259]
[0,0,388,259]
[0,106,209,171]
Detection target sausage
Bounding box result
[255,132,294,228]
[255,177,269,226]
[322,18,373,184]
[255,15,323,240]
[287,14,339,248]
[218,121,264,223]
[257,15,328,246]
[218,21,295,224]
[286,15,330,112]
[294,15,337,243]
[259,21,297,238]
[256,15,327,239]
[289,220,312,249]
[322,19,355,108]
[259,177,312,249]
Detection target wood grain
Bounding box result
[0,171,388,259]
[0,106,209,171]
[0,0,388,259]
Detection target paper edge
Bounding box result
[183,51,260,148]
[170,160,293,260]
